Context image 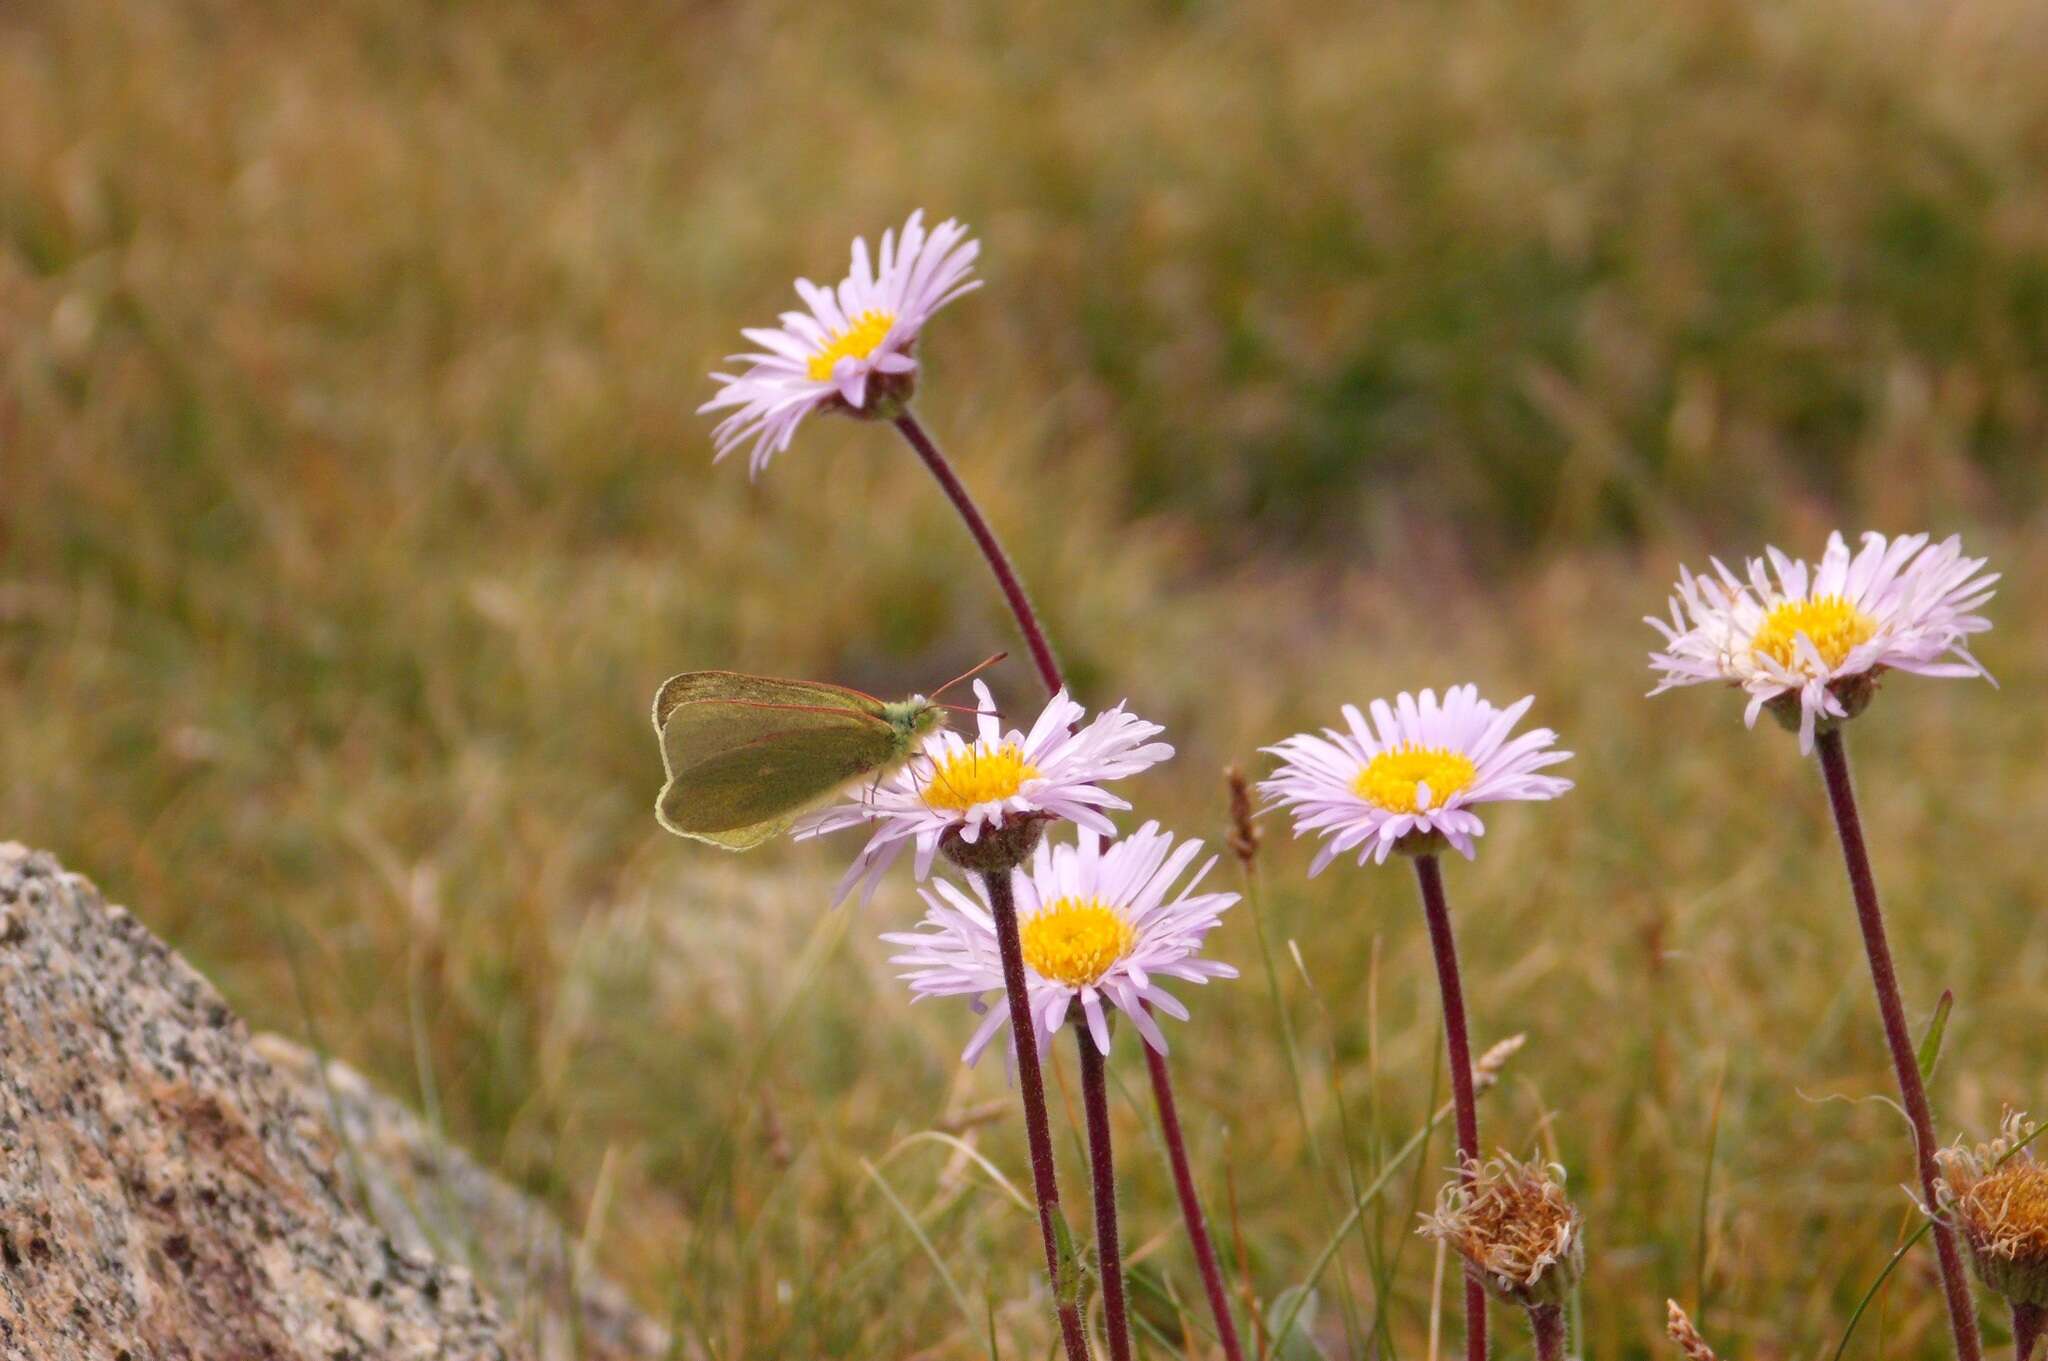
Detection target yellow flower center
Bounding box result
[806,309,896,381]
[922,742,1040,812]
[1020,897,1136,988]
[1751,595,1878,670]
[1353,745,1478,814]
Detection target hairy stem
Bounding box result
[892,412,1062,696]
[1530,1304,1568,1361]
[985,870,1093,1361]
[1414,854,1488,1361]
[1141,1030,1246,1361]
[898,409,1241,1359]
[1080,1030,1134,1361]
[2014,1303,2046,1361]
[1815,728,1983,1361]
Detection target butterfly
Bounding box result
[652,656,1001,850]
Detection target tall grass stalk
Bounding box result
[894,410,1243,1361]
[1813,727,1983,1361]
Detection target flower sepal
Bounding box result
[821,361,917,424]
[1765,669,1883,738]
[941,814,1051,876]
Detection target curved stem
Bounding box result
[1080,1029,1134,1361]
[1142,1031,1246,1361]
[1414,854,1488,1361]
[1815,729,1984,1361]
[985,870,1093,1361]
[897,410,1243,1360]
[892,412,1062,696]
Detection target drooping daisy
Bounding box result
[882,824,1238,1062]
[699,210,981,475]
[1259,686,1572,872]
[1646,530,1997,752]
[793,680,1172,904]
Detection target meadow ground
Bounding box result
[5,1,2048,1357]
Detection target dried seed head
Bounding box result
[1224,765,1260,866]
[1419,1152,1585,1309]
[1472,1033,1527,1095]
[1665,1300,1721,1361]
[1937,1110,2048,1307]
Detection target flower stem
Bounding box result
[1413,853,1488,1361]
[1079,1029,1135,1361]
[2014,1303,2046,1361]
[892,411,1063,696]
[898,408,1242,1361]
[985,869,1093,1361]
[1814,727,1984,1361]
[1530,1304,1568,1361]
[1140,1029,1246,1361]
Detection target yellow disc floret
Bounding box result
[806,310,897,381]
[1751,595,1878,670]
[1353,745,1479,813]
[1021,897,1136,988]
[922,742,1040,812]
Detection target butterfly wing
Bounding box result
[655,698,899,851]
[654,672,885,771]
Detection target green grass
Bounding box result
[6,0,2048,1355]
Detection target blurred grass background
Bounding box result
[4,0,2047,1355]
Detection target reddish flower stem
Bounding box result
[896,410,1243,1361]
[1530,1305,1567,1361]
[2014,1303,2046,1361]
[1414,853,1488,1361]
[1079,1030,1135,1361]
[893,412,1063,697]
[985,870,1093,1361]
[1143,1029,1247,1361]
[1814,728,1984,1361]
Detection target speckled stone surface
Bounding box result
[0,843,523,1361]
[251,1035,671,1361]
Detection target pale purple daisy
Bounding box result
[699,210,981,475]
[883,824,1238,1063]
[793,681,1172,905]
[1260,686,1572,872]
[1647,531,1997,752]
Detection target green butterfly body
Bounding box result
[652,671,944,850]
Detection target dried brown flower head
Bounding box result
[1419,1152,1584,1308]
[1665,1300,1721,1361]
[1937,1110,2048,1307]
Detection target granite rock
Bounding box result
[0,843,564,1360]
[250,1035,670,1361]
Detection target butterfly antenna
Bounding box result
[929,652,1008,703]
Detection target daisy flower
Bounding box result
[1647,530,1997,752]
[793,680,1172,904]
[882,823,1238,1062]
[1260,686,1572,872]
[699,210,981,474]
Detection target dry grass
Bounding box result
[7,0,2048,1356]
